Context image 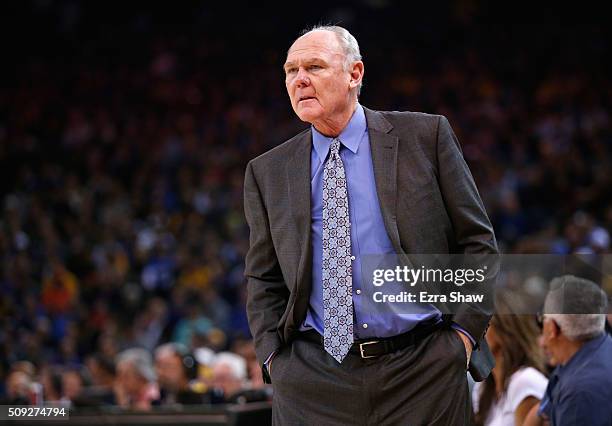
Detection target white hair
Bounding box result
[212,352,247,381]
[116,348,157,382]
[544,275,608,341]
[298,25,363,96]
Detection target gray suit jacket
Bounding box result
[244,107,498,381]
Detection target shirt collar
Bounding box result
[561,332,608,373]
[312,103,366,163]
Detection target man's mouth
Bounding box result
[298,96,316,103]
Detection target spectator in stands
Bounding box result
[154,342,206,405]
[231,337,265,390]
[473,290,548,425]
[525,275,612,425]
[0,370,31,404]
[39,366,63,403]
[77,354,116,406]
[211,352,247,402]
[85,354,115,392]
[210,351,269,404]
[60,367,85,404]
[114,349,159,411]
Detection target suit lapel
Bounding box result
[364,107,402,253]
[286,130,313,299]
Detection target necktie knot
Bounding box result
[330,138,341,156]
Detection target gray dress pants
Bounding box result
[270,327,471,426]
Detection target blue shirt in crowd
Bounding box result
[538,332,612,425]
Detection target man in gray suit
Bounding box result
[244,25,498,425]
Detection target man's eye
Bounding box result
[309,65,322,70]
[286,68,297,74]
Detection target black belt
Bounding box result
[298,316,451,359]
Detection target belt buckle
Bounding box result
[359,340,380,359]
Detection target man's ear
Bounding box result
[550,319,561,338]
[349,61,364,90]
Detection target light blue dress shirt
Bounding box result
[302,104,441,339]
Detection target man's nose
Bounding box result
[295,69,310,88]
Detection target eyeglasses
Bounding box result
[536,311,544,330]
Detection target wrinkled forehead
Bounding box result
[286,31,345,62]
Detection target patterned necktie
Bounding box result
[322,138,354,362]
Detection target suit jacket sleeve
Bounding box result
[243,160,289,367]
[435,115,498,342]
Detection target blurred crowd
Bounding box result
[2,340,270,409]
[1,1,611,410]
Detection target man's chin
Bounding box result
[295,107,322,124]
[544,352,558,367]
